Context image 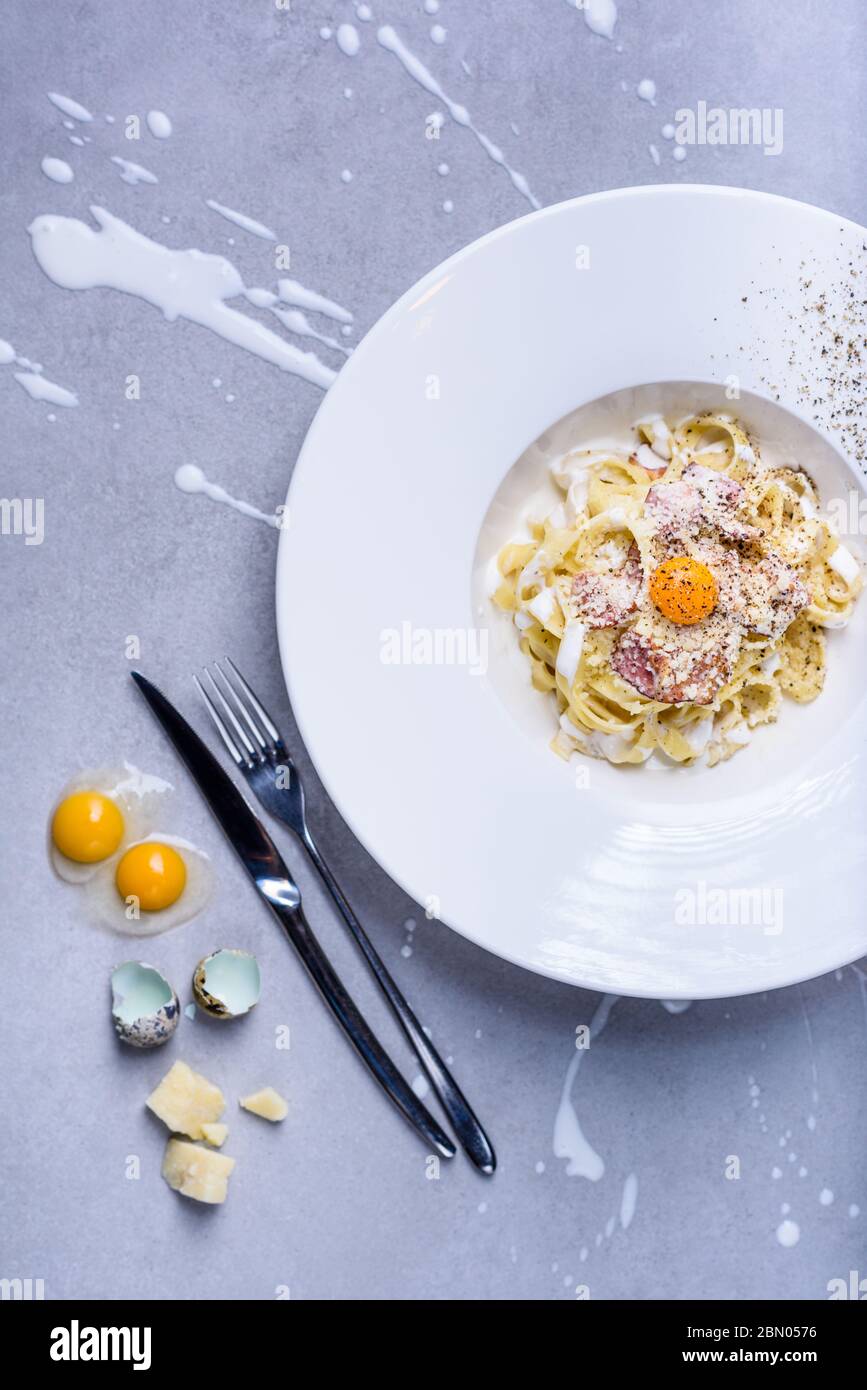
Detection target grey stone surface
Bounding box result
[1,0,865,1302]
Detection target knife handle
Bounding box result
[302,833,496,1174]
[260,880,456,1160]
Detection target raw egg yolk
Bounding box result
[52,792,124,863]
[115,842,187,912]
[650,556,718,625]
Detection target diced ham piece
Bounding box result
[739,552,810,638]
[644,479,702,537]
[570,542,643,629]
[611,622,735,705]
[683,463,743,509]
[682,463,763,543]
[645,464,761,544]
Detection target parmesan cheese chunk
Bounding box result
[162,1138,235,1205]
[146,1060,225,1139]
[201,1123,229,1148]
[240,1087,288,1122]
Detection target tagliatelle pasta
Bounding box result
[493,412,863,767]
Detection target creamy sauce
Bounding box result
[555,619,586,685]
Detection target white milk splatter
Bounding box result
[376,26,541,210]
[673,146,686,163]
[271,305,351,356]
[637,79,656,105]
[776,1218,800,1247]
[110,156,159,186]
[276,278,354,325]
[244,287,278,309]
[819,1188,834,1206]
[336,23,361,57]
[69,135,85,148]
[798,986,820,1106]
[174,464,279,528]
[29,207,336,389]
[619,1172,638,1229]
[649,144,660,166]
[13,372,79,407]
[41,157,74,184]
[430,24,447,44]
[146,110,172,139]
[0,340,15,365]
[582,0,618,41]
[340,169,353,183]
[411,1073,430,1099]
[553,994,619,1180]
[661,999,692,1014]
[205,199,277,241]
[47,92,93,122]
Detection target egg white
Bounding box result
[50,765,214,935]
[86,833,214,936]
[49,763,173,883]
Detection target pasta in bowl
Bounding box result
[492,412,863,767]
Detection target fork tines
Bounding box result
[195,659,283,768]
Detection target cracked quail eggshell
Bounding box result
[111,961,180,1048]
[192,948,261,1019]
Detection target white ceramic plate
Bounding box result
[277,186,867,999]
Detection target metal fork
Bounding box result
[196,658,496,1175]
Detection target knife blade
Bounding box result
[131,670,456,1160]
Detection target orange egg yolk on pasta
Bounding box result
[51,792,125,863]
[115,841,187,912]
[649,556,718,625]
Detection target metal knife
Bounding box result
[131,671,456,1160]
